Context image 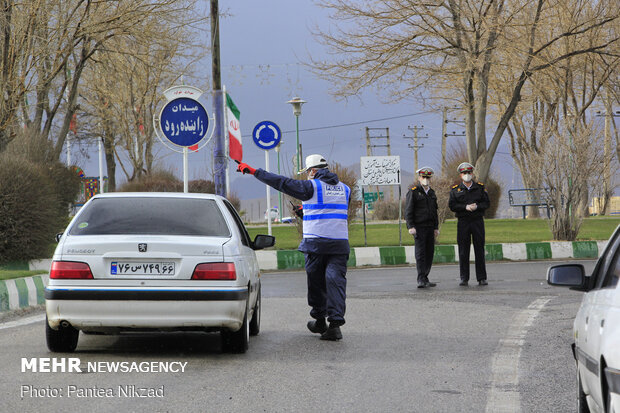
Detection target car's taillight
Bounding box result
[50,261,94,279]
[191,263,236,280]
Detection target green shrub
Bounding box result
[118,170,182,192]
[0,155,72,263]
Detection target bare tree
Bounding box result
[0,0,202,166]
[311,0,619,183]
[540,120,605,240]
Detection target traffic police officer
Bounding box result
[405,167,439,288]
[237,154,350,341]
[448,162,490,286]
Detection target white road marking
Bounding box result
[485,296,553,413]
[0,314,45,330]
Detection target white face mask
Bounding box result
[462,174,472,183]
[420,178,430,186]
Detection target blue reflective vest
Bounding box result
[302,179,350,240]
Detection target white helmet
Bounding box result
[300,154,328,173]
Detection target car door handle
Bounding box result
[601,319,605,328]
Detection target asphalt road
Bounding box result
[0,260,595,413]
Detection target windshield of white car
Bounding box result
[68,197,231,237]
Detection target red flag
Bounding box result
[188,143,199,152]
[226,93,242,162]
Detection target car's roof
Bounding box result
[91,192,225,201]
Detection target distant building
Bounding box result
[589,196,620,215]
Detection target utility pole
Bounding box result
[596,103,620,215]
[441,107,465,175]
[211,0,226,196]
[403,125,428,174]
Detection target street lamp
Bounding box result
[287,97,306,173]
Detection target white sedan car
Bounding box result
[45,192,274,354]
[547,224,620,412]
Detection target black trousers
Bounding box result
[414,226,435,283]
[457,217,487,281]
[304,253,348,324]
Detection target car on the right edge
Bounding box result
[547,224,620,412]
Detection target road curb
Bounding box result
[0,275,48,313]
[0,240,607,313]
[263,240,608,271]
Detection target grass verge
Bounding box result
[247,217,620,250]
[0,270,48,281]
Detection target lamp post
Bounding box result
[276,143,283,223]
[287,97,306,173]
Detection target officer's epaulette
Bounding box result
[411,186,417,191]
[477,182,484,186]
[451,184,459,189]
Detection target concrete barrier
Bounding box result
[0,275,48,312]
[266,240,608,271]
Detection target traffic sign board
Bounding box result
[252,121,281,150]
[159,97,209,147]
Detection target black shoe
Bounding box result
[417,281,426,288]
[478,279,488,286]
[425,281,437,287]
[320,326,342,341]
[459,280,468,286]
[307,318,327,334]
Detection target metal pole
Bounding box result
[211,0,226,196]
[66,134,71,166]
[362,188,367,247]
[265,150,272,235]
[295,115,300,173]
[223,85,230,198]
[441,107,447,175]
[183,147,189,193]
[276,145,282,222]
[398,185,402,246]
[98,137,104,193]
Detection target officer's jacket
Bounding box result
[404,185,438,229]
[448,181,490,219]
[253,167,350,255]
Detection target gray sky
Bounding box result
[76,0,519,199]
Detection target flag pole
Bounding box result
[224,85,230,198]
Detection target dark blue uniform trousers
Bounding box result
[457,217,488,281]
[414,226,435,283]
[304,253,347,324]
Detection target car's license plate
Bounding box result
[111,262,175,275]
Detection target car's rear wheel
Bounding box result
[221,294,249,354]
[45,316,79,353]
[249,285,261,336]
[577,365,590,413]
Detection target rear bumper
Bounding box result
[45,287,247,331]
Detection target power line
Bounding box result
[241,110,435,137]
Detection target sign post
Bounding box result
[360,156,402,245]
[252,120,282,236]
[153,86,214,192]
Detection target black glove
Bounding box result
[290,201,303,218]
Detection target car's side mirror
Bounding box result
[55,233,63,243]
[547,264,587,289]
[252,234,275,250]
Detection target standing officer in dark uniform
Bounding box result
[236,154,350,341]
[405,167,439,288]
[449,162,490,286]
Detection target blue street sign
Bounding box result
[159,97,209,147]
[252,121,281,150]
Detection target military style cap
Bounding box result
[457,162,474,173]
[416,167,434,177]
[300,154,328,173]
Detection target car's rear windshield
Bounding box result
[69,197,230,236]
